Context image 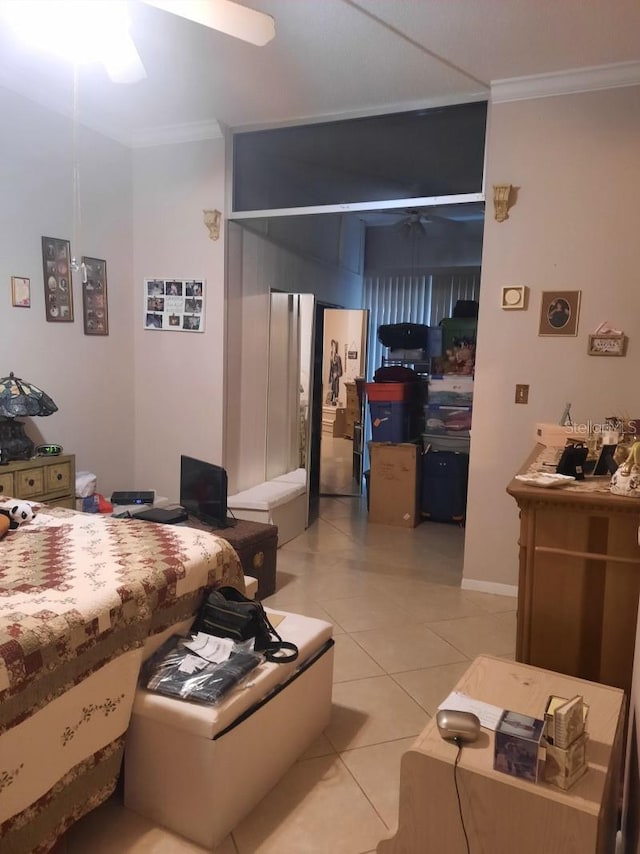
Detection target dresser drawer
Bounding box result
[0,471,14,498]
[16,467,44,498]
[45,461,72,493]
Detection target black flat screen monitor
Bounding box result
[180,455,230,528]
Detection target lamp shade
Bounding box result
[0,372,58,418]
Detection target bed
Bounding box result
[0,502,243,853]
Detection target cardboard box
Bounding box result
[333,408,347,437]
[494,710,545,783]
[368,442,420,528]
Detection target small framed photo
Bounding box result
[42,236,74,322]
[539,290,581,337]
[81,256,109,336]
[11,276,31,308]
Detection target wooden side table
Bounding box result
[379,655,624,854]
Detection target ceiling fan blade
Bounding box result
[142,0,276,46]
[102,30,148,83]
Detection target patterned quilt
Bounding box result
[0,503,243,735]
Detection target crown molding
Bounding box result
[492,61,640,103]
[0,73,223,149]
[130,119,223,148]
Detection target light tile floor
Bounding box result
[65,496,517,854]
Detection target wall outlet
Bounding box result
[515,384,529,404]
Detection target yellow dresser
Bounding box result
[0,454,75,508]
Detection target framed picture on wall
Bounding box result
[538,290,581,337]
[81,256,109,335]
[11,276,31,308]
[143,278,206,332]
[42,236,74,322]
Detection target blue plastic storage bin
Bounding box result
[369,401,412,442]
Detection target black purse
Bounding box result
[556,442,589,480]
[194,586,299,663]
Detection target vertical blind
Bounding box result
[362,269,480,381]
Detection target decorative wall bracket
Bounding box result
[203,209,222,241]
[493,184,513,223]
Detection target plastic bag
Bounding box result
[143,635,263,705]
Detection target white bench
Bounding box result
[124,610,334,849]
[227,476,307,545]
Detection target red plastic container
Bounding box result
[366,382,415,402]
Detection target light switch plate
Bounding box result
[515,384,529,404]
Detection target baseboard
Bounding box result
[461,578,518,598]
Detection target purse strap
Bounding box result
[254,603,299,663]
[216,586,299,664]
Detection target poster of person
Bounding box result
[143,279,206,332]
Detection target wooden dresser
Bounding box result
[0,454,75,509]
[508,445,640,694]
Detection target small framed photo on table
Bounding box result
[11,276,31,308]
[81,257,109,336]
[539,290,581,337]
[42,236,74,322]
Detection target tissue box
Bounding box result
[494,710,545,783]
[544,733,588,790]
[544,695,588,747]
[75,470,97,498]
[535,423,587,447]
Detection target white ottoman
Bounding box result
[124,611,334,849]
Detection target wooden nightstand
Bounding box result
[0,454,75,509]
[379,655,624,854]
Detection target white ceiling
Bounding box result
[1,0,639,146]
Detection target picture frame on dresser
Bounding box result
[42,236,74,322]
[81,256,109,335]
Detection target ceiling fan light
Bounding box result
[1,0,145,81]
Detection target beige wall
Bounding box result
[464,86,640,592]
[0,87,134,496]
[132,138,227,502]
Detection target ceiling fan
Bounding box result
[142,0,275,48]
[1,0,276,84]
[365,208,459,236]
[119,0,276,82]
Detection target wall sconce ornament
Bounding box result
[501,285,528,310]
[588,322,627,356]
[203,209,222,241]
[493,184,512,223]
